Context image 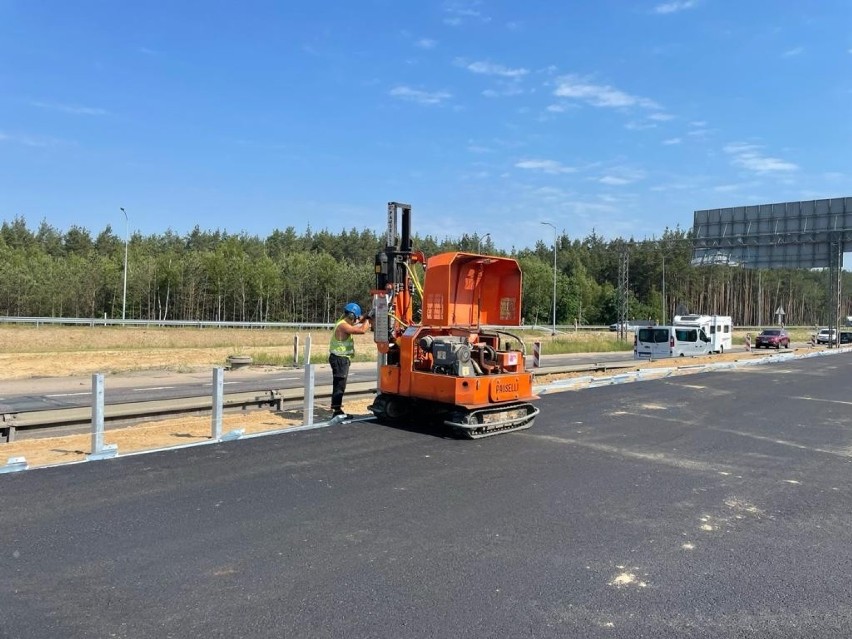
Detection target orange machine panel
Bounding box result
[422,252,522,327]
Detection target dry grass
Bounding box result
[0,325,378,379]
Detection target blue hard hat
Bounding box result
[344,302,362,317]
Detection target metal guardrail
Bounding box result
[0,362,638,443]
[0,316,629,332]
[1,345,840,444]
[0,380,377,443]
[0,316,334,330]
[0,316,828,333]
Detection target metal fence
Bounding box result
[0,316,610,332]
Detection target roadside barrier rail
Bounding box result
[3,345,849,448]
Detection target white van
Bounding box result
[634,325,712,359]
[673,314,733,353]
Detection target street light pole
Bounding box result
[120,207,128,321]
[477,232,491,254]
[541,222,557,336]
[662,253,666,325]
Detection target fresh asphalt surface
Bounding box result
[1,352,851,638]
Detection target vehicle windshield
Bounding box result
[761,330,780,336]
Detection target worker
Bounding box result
[328,302,371,421]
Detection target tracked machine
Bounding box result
[368,202,539,439]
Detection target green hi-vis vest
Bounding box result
[329,318,355,358]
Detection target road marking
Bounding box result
[132,386,175,391]
[792,396,852,406]
[46,392,92,397]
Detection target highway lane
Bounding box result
[1,352,850,638]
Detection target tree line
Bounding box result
[0,217,848,327]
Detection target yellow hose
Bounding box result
[405,262,424,299]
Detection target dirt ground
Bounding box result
[0,325,819,470]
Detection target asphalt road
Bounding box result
[1,352,850,638]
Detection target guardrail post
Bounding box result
[87,373,117,461]
[92,373,104,452]
[303,334,312,366]
[211,367,224,439]
[1,423,15,443]
[294,335,300,366]
[303,363,315,426]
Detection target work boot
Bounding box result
[329,411,350,424]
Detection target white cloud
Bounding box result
[31,101,108,116]
[648,112,675,121]
[687,123,711,138]
[724,142,798,173]
[653,0,698,14]
[599,176,632,185]
[482,83,526,98]
[457,59,529,78]
[782,46,804,57]
[415,38,437,49]
[516,159,576,174]
[389,86,451,105]
[0,131,66,147]
[625,121,657,130]
[553,75,661,109]
[598,167,645,185]
[443,1,490,26]
[662,137,682,145]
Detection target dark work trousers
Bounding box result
[328,353,351,413]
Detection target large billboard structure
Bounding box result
[691,197,851,269]
[691,197,850,344]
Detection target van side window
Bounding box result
[675,328,697,342]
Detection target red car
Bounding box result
[755,328,790,349]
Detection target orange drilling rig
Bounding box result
[368,202,539,439]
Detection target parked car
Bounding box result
[755,328,790,349]
[841,331,852,345]
[816,328,837,345]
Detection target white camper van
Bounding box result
[673,314,733,353]
[634,325,713,359]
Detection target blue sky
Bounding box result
[1,0,850,252]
